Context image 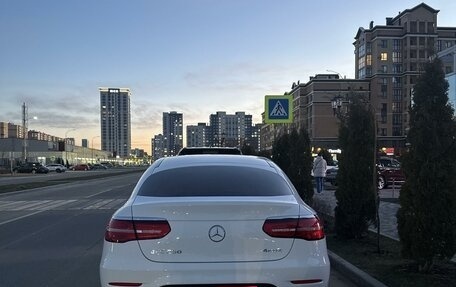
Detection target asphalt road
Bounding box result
[0,171,358,287]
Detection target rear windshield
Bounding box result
[137,166,292,197]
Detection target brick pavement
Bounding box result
[312,185,399,240]
[312,184,456,262]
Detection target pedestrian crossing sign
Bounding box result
[264,95,293,123]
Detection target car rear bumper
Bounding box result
[100,240,330,287]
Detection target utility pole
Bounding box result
[22,102,28,162]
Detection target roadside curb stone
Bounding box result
[328,250,389,287]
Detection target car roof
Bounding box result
[151,155,275,173]
[177,147,242,155]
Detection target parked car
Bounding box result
[178,146,242,155]
[92,163,108,170]
[100,155,330,286]
[45,164,67,173]
[13,162,49,174]
[70,164,90,171]
[377,156,405,190]
[326,166,338,186]
[100,162,114,168]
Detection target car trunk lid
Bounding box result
[131,195,301,263]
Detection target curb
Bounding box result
[328,250,389,287]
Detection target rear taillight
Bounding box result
[262,216,324,241]
[105,219,171,243]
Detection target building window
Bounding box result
[410,37,417,46]
[393,64,402,73]
[427,22,434,33]
[393,39,401,50]
[358,43,365,57]
[380,39,388,48]
[392,52,402,63]
[381,85,387,98]
[392,77,402,87]
[381,65,388,73]
[393,89,402,101]
[393,127,402,136]
[393,114,402,125]
[437,40,443,52]
[419,22,425,33]
[358,68,366,79]
[410,50,417,58]
[358,56,366,69]
[392,102,402,113]
[410,21,417,33]
[419,37,425,46]
[381,104,387,124]
[366,54,372,65]
[380,52,388,61]
[419,49,425,58]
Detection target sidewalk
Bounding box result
[312,185,399,287]
[312,183,456,285]
[312,185,400,240]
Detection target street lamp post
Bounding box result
[65,128,77,167]
[91,135,100,164]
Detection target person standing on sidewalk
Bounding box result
[313,151,327,193]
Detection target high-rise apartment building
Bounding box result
[152,134,165,161]
[0,122,8,138]
[99,87,131,158]
[186,123,208,147]
[162,111,183,157]
[354,3,456,149]
[208,112,252,147]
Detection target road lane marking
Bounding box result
[0,198,126,212]
[0,198,127,226]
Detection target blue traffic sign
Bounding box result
[264,95,293,123]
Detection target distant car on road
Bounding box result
[70,164,90,171]
[92,164,108,170]
[45,164,67,173]
[13,162,49,174]
[100,155,329,286]
[100,162,114,168]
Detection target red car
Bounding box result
[377,156,405,189]
[70,164,90,171]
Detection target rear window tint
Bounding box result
[137,166,292,197]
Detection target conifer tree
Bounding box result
[288,128,314,204]
[334,96,377,239]
[272,128,313,203]
[272,132,290,175]
[397,58,456,272]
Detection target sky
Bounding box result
[1,0,455,152]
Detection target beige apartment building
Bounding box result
[290,75,370,150]
[261,3,456,155]
[260,75,370,152]
[354,3,456,151]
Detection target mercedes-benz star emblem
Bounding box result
[208,225,226,242]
